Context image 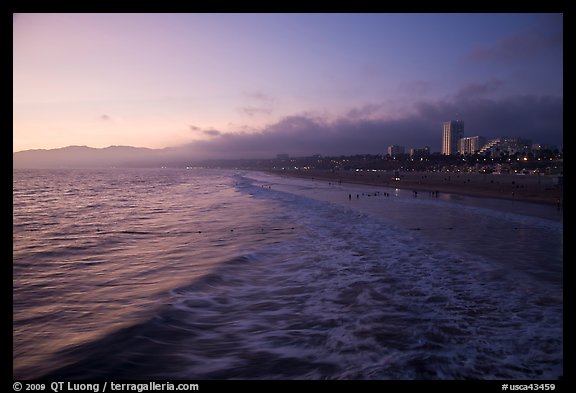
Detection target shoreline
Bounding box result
[265,169,563,207]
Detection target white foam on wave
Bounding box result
[241,171,563,286]
[162,174,563,379]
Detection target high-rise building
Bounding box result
[409,146,430,157]
[442,120,464,155]
[478,137,532,156]
[387,145,405,156]
[459,136,486,155]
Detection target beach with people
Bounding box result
[269,169,563,207]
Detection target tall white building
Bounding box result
[387,145,405,156]
[442,120,464,155]
[459,136,486,155]
[409,146,430,157]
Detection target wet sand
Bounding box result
[268,169,563,206]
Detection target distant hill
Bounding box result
[12,145,168,168]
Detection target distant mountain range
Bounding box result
[12,145,188,168]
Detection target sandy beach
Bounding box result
[268,169,563,206]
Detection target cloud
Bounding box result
[179,93,562,160]
[238,106,273,117]
[203,129,221,137]
[345,103,385,120]
[100,114,111,121]
[467,19,562,63]
[238,90,275,117]
[189,125,221,137]
[413,95,563,143]
[243,91,275,103]
[455,79,505,100]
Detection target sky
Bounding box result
[13,13,563,158]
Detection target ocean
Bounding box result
[13,168,563,380]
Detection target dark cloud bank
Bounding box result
[182,94,562,160]
[467,15,562,64]
[14,94,562,168]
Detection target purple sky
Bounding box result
[13,13,563,157]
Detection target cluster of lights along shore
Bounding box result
[194,120,562,175]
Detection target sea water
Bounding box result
[13,168,562,379]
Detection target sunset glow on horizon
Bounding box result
[13,13,563,157]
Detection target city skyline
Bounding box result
[14,13,562,158]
